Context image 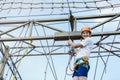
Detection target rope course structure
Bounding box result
[0,0,120,80]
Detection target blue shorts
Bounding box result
[72,63,90,77]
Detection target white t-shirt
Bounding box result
[75,37,93,60]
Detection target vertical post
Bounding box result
[0,46,9,80]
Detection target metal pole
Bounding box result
[0,22,29,36]
[0,13,119,24]
[9,50,120,57]
[91,14,120,29]
[0,31,120,41]
[0,46,9,79]
[35,22,65,32]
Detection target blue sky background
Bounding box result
[0,0,120,80]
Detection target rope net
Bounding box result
[0,0,120,19]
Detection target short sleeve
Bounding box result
[80,38,92,47]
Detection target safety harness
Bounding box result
[74,56,89,71]
[66,48,89,75]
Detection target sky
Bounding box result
[0,0,120,80]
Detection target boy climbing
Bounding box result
[68,26,93,80]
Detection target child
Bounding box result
[68,26,93,80]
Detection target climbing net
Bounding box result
[0,0,120,18]
[0,0,120,80]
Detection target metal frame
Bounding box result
[0,12,120,80]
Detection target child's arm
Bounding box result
[68,39,83,48]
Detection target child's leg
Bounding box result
[73,76,79,80]
[78,76,87,80]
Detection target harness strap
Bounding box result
[65,48,75,75]
[74,56,89,70]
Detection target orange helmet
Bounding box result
[81,26,91,33]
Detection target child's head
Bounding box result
[81,26,91,39]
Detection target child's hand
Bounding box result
[68,39,72,45]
